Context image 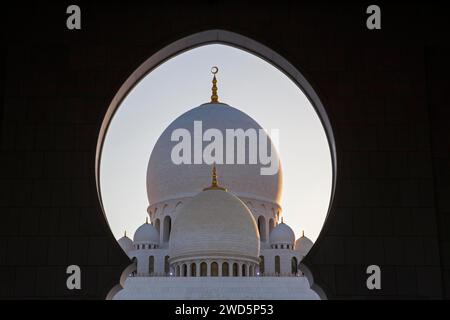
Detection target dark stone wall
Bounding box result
[0,1,448,299]
[425,47,450,299]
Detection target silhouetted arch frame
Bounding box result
[98,30,336,300]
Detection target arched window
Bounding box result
[155,218,160,234]
[259,256,265,275]
[242,264,246,277]
[164,256,170,274]
[176,265,180,277]
[222,262,229,277]
[200,262,207,277]
[291,257,298,275]
[211,262,218,277]
[258,216,266,241]
[191,263,196,277]
[163,216,172,242]
[182,264,187,277]
[275,256,280,274]
[233,263,238,277]
[148,256,154,275]
[269,218,274,234]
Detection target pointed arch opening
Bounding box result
[275,255,281,275]
[200,262,207,277]
[258,216,267,242]
[99,29,334,300]
[163,215,171,242]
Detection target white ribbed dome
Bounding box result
[118,235,133,253]
[269,222,295,246]
[133,222,160,244]
[169,187,260,261]
[295,234,314,256]
[147,103,282,206]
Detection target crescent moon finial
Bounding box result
[210,66,219,103]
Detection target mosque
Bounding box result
[113,68,319,300]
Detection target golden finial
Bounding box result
[203,163,226,191]
[211,163,219,187]
[302,230,305,237]
[281,217,284,224]
[124,230,127,237]
[210,66,219,103]
[145,217,148,224]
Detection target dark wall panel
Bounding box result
[425,47,450,299]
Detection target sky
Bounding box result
[100,44,332,243]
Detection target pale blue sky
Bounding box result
[100,44,332,242]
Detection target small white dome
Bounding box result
[169,186,260,262]
[118,234,133,254]
[269,222,295,246]
[295,234,314,256]
[133,222,160,244]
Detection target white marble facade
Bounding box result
[114,277,319,300]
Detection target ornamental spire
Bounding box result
[211,162,219,187]
[210,66,219,103]
[203,163,226,191]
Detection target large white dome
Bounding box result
[169,187,260,261]
[146,103,282,206]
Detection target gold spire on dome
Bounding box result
[210,66,219,103]
[203,163,227,191]
[145,217,148,224]
[124,230,127,237]
[302,230,305,237]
